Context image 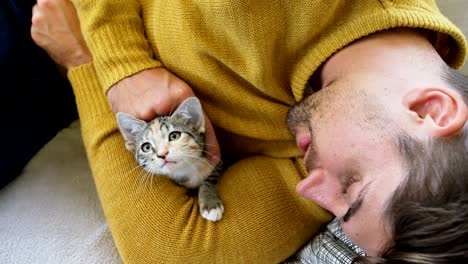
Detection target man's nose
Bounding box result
[296,168,349,218]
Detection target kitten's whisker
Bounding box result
[145,172,151,190]
[181,159,202,180]
[177,145,194,153]
[147,161,160,190]
[149,170,155,190]
[127,164,149,191]
[136,169,147,192]
[125,164,145,177]
[143,165,155,190]
[177,153,216,169]
[138,165,154,192]
[176,145,216,161]
[198,144,221,159]
[135,172,144,192]
[145,173,153,190]
[139,170,146,190]
[199,142,217,147]
[179,154,215,166]
[130,166,145,191]
[198,149,218,157]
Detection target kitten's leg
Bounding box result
[198,172,224,222]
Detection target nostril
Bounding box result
[157,150,169,159]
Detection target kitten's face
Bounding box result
[135,117,204,175]
[116,97,207,178]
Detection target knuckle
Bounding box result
[136,108,154,120]
[30,30,39,42]
[31,13,42,26]
[37,0,53,9]
[173,83,194,100]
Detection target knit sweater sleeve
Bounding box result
[72,0,162,93]
[67,63,331,263]
[289,0,468,101]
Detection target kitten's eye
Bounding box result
[141,142,152,152]
[168,131,181,141]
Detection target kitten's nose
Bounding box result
[157,150,169,159]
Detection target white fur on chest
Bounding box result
[168,158,213,188]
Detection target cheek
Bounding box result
[137,152,153,166]
[169,136,201,155]
[340,207,391,256]
[341,221,367,250]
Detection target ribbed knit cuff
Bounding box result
[290,5,467,101]
[88,24,163,94]
[67,63,113,122]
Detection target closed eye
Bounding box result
[342,181,371,223]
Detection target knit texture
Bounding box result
[68,64,332,263]
[72,0,467,157]
[69,0,467,263]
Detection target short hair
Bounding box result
[362,65,468,263]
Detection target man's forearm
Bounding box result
[71,0,162,92]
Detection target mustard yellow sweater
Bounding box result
[69,0,466,263]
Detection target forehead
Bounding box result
[148,117,179,134]
[141,118,163,141]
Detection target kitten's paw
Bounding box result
[200,200,224,222]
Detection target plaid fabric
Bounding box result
[284,218,366,264]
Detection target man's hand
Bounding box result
[30,0,221,164]
[107,68,194,119]
[108,68,221,164]
[31,0,91,70]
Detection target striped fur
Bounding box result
[116,98,224,221]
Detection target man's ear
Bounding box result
[403,87,468,137]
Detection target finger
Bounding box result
[36,0,54,11]
[31,5,45,45]
[31,4,42,27]
[203,113,221,165]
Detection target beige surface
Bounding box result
[0,122,122,264]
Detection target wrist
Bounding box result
[66,50,93,71]
[108,67,170,92]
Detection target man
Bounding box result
[31,0,468,263]
[286,29,468,263]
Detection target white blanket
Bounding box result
[0,121,121,264]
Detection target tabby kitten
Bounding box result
[116,97,224,222]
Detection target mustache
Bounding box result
[286,100,312,134]
[286,98,320,172]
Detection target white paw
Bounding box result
[201,204,224,222]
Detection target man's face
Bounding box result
[287,75,406,256]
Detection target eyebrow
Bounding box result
[342,182,372,223]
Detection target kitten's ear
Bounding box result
[116,112,147,151]
[172,97,205,133]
